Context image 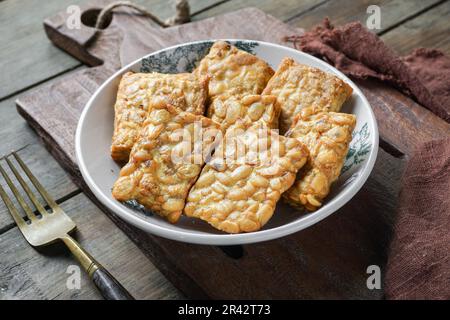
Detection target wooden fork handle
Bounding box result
[61,235,134,300]
[91,267,134,300]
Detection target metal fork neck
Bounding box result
[61,235,100,277]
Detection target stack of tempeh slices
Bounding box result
[111,41,355,233]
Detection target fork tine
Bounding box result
[12,152,59,211]
[0,183,27,228]
[5,156,49,216]
[0,162,37,222]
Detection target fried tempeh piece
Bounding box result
[207,94,281,131]
[262,57,353,134]
[184,122,308,233]
[112,102,222,223]
[195,41,274,103]
[284,112,356,211]
[111,72,208,163]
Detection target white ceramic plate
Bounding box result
[76,39,378,245]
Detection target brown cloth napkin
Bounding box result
[385,138,450,299]
[287,19,450,299]
[285,19,450,122]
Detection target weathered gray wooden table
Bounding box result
[0,0,449,300]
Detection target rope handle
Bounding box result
[95,0,190,29]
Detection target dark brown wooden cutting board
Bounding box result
[16,2,450,299]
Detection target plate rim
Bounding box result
[75,39,379,245]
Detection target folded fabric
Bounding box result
[285,19,450,122]
[384,138,450,299]
[286,19,450,300]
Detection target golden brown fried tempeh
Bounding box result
[195,41,274,104]
[112,102,222,223]
[284,112,356,211]
[111,72,208,163]
[262,58,353,134]
[184,122,308,233]
[207,94,281,131]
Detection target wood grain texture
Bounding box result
[12,1,450,299]
[0,193,182,300]
[119,7,303,65]
[288,0,443,33]
[285,0,450,154]
[381,0,450,54]
[357,79,450,155]
[14,6,410,299]
[78,148,404,299]
[18,7,300,177]
[0,0,226,99]
[0,95,79,232]
[194,0,322,22]
[0,0,84,99]
[44,5,301,69]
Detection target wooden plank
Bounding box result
[0,144,79,232]
[84,148,404,299]
[0,0,85,99]
[0,95,79,232]
[357,79,450,155]
[194,0,322,22]
[15,6,415,299]
[0,193,182,300]
[381,1,450,54]
[20,7,300,176]
[13,2,450,299]
[0,0,226,99]
[288,0,442,33]
[145,0,229,20]
[0,130,405,300]
[284,0,450,154]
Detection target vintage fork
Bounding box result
[0,151,133,300]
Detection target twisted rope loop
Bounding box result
[95,0,190,29]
